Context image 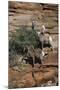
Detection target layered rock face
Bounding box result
[8,1,58,88]
[8,1,58,48]
[8,1,58,31]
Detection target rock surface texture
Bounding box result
[8,1,58,88]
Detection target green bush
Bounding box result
[9,28,39,56]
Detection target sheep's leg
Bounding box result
[32,63,34,68]
[50,44,54,51]
[39,60,42,68]
[21,57,24,63]
[41,40,43,51]
[32,56,35,68]
[48,42,54,51]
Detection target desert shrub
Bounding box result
[9,27,39,61]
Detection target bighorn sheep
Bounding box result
[22,46,45,67]
[37,25,54,50]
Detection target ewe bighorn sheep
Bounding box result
[22,46,45,67]
[37,25,54,51]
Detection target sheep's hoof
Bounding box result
[39,64,42,68]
